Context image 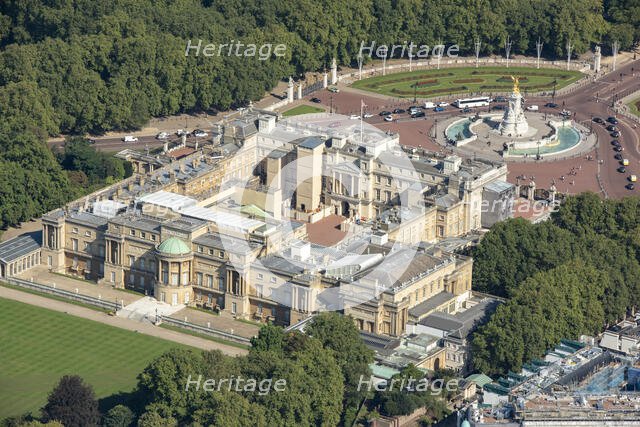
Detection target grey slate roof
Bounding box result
[67,212,109,228]
[0,233,42,263]
[408,291,455,318]
[298,136,325,149]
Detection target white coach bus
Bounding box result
[453,96,491,109]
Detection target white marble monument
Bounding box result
[498,76,529,137]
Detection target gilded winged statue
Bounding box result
[511,75,520,95]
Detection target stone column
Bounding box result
[287,77,294,103]
[297,83,302,100]
[331,58,337,85]
[323,72,328,88]
[594,46,602,73]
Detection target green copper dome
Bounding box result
[157,237,191,255]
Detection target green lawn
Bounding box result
[627,97,640,118]
[282,104,325,117]
[0,297,192,418]
[351,66,583,98]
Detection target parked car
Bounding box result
[176,129,187,136]
[349,114,360,120]
[621,158,630,166]
[156,132,169,140]
[411,111,426,118]
[629,175,637,182]
[494,96,508,103]
[607,116,619,124]
[328,86,339,93]
[618,166,627,173]
[363,113,374,118]
[593,117,604,124]
[614,145,624,152]
[606,125,617,132]
[310,97,322,103]
[393,108,406,114]
[379,111,391,116]
[424,102,436,109]
[122,135,138,143]
[526,105,539,111]
[193,130,208,138]
[611,139,621,146]
[437,101,449,107]
[614,153,623,160]
[611,130,621,138]
[384,115,394,122]
[545,102,558,108]
[626,183,635,190]
[433,106,445,112]
[462,107,471,113]
[492,105,506,111]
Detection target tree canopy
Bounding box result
[0,0,637,229]
[471,193,640,376]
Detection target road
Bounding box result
[0,285,248,356]
[307,60,640,199]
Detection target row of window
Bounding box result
[196,246,225,258]
[71,227,92,237]
[129,229,157,241]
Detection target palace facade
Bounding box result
[34,110,511,335]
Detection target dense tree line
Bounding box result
[57,138,133,190]
[471,193,640,376]
[0,0,637,230]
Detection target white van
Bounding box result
[424,102,436,109]
[123,135,139,143]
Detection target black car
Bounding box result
[611,131,621,138]
[614,153,623,160]
[462,107,472,113]
[606,125,617,132]
[411,111,426,118]
[392,108,406,114]
[607,116,619,125]
[593,117,604,124]
[545,102,558,108]
[614,145,624,152]
[494,96,507,103]
[618,166,627,173]
[611,139,620,146]
[310,97,321,103]
[627,183,635,190]
[492,105,506,110]
[379,111,391,116]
